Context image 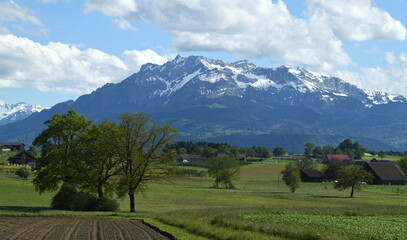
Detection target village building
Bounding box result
[300,168,326,182]
[8,151,36,165]
[364,162,407,185]
[323,154,351,166]
[0,143,25,152]
[177,154,206,163]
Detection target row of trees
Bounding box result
[32,110,177,212]
[304,139,366,159]
[164,141,270,158]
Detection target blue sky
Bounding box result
[1,0,407,107]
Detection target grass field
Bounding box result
[362,153,403,162]
[0,161,406,239]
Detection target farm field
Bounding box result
[0,217,172,240]
[0,161,407,239]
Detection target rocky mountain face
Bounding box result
[1,55,406,152]
[0,100,46,126]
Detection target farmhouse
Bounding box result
[300,168,326,182]
[364,162,407,185]
[0,143,25,152]
[8,151,37,165]
[323,155,351,166]
[177,154,205,163]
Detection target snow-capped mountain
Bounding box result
[1,55,407,151]
[87,54,404,110]
[0,100,46,126]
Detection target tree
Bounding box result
[32,110,92,194]
[312,146,323,158]
[32,111,119,199]
[76,120,120,198]
[296,158,315,170]
[272,146,286,157]
[113,112,177,212]
[27,145,38,157]
[304,142,314,157]
[398,157,407,174]
[207,156,240,189]
[15,167,31,180]
[378,150,386,160]
[322,145,335,155]
[281,163,301,193]
[334,165,373,197]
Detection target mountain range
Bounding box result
[1,55,406,152]
[0,100,46,126]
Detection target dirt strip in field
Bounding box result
[0,217,173,240]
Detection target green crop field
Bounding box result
[0,161,406,239]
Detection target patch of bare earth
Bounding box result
[0,217,172,240]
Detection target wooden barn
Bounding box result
[8,151,36,165]
[300,168,326,182]
[0,143,25,152]
[364,162,407,185]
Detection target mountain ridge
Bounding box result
[0,55,406,152]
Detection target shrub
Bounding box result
[15,167,31,180]
[51,184,119,211]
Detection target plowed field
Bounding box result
[0,217,172,240]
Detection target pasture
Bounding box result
[0,161,406,239]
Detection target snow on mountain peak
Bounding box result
[0,100,47,125]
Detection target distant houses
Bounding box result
[0,143,25,152]
[177,154,206,163]
[296,154,407,185]
[7,151,37,165]
[300,169,326,182]
[364,162,407,185]
[323,155,351,166]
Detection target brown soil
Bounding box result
[0,217,173,240]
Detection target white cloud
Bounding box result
[84,0,355,70]
[0,1,48,36]
[334,63,407,96]
[0,34,167,94]
[383,52,396,64]
[306,0,407,41]
[123,49,168,72]
[0,1,44,26]
[83,0,407,71]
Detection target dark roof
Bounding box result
[366,162,407,181]
[300,168,326,178]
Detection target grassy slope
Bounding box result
[0,161,407,239]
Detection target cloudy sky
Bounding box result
[1,0,407,107]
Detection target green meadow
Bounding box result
[1,162,407,240]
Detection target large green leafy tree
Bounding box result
[32,110,92,194]
[207,156,240,189]
[113,112,177,213]
[334,165,373,197]
[32,111,119,199]
[76,120,119,198]
[281,162,301,193]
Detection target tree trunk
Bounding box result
[350,185,355,198]
[97,187,104,199]
[129,192,135,212]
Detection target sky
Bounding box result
[1,0,407,107]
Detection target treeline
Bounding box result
[304,138,366,160]
[164,141,270,158]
